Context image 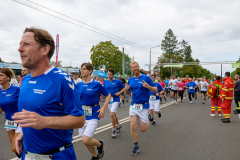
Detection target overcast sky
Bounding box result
[1,0,239,76]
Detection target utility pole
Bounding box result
[122,47,125,78]
[171,58,172,76]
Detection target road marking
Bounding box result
[238,114,240,120]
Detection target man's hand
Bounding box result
[140,80,150,89]
[156,93,159,96]
[15,132,23,155]
[125,85,130,91]
[114,92,120,96]
[97,107,105,118]
[12,109,46,130]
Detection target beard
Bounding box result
[133,69,140,76]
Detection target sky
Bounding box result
[0,0,239,76]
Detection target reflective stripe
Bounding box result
[225,97,233,100]
[211,109,215,111]
[222,88,229,91]
[222,94,226,97]
[229,88,234,90]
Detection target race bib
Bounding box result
[110,97,114,103]
[150,95,156,100]
[82,105,92,116]
[204,86,208,89]
[132,104,143,111]
[179,87,183,90]
[189,87,193,89]
[25,152,52,160]
[4,120,17,129]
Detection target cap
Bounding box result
[72,72,79,75]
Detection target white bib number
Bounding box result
[189,87,193,89]
[4,120,17,129]
[82,105,92,116]
[179,87,183,90]
[150,95,156,101]
[110,97,114,103]
[25,152,52,160]
[132,104,143,111]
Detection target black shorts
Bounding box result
[173,90,178,94]
[201,91,207,94]
[195,87,199,92]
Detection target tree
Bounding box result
[90,41,122,73]
[231,57,240,79]
[0,58,3,62]
[124,53,132,76]
[50,60,62,67]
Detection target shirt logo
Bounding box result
[69,83,74,90]
[87,89,92,91]
[6,94,12,97]
[2,92,6,94]
[29,81,37,84]
[83,85,88,87]
[33,89,46,94]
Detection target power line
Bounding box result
[12,0,162,55]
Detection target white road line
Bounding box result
[238,114,240,120]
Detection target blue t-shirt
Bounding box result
[0,84,19,121]
[77,79,109,120]
[103,79,125,103]
[128,74,155,109]
[18,67,84,153]
[165,80,169,88]
[187,82,196,93]
[149,82,163,100]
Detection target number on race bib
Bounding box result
[4,120,17,129]
[179,87,183,90]
[110,97,114,103]
[132,104,143,111]
[150,95,156,101]
[189,87,193,89]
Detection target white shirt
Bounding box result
[169,79,173,89]
[195,80,199,85]
[10,78,19,85]
[199,81,208,91]
[73,78,82,85]
[172,79,179,90]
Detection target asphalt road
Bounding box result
[1,94,240,160]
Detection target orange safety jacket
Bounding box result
[211,80,222,97]
[220,77,234,100]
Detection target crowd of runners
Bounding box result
[0,27,240,160]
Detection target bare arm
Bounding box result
[12,109,85,130]
[97,93,111,118]
[115,88,125,96]
[0,107,2,114]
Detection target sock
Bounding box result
[112,129,116,131]
[134,142,138,147]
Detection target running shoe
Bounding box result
[97,140,104,159]
[190,101,192,104]
[151,121,156,126]
[116,124,122,133]
[131,146,140,156]
[91,155,99,160]
[164,97,167,101]
[210,114,215,117]
[148,114,153,122]
[218,114,222,117]
[203,101,204,104]
[123,100,125,104]
[112,130,116,138]
[181,100,182,102]
[175,100,178,104]
[158,112,162,118]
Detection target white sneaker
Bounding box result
[210,114,215,117]
[190,101,192,104]
[175,100,178,104]
[218,114,222,117]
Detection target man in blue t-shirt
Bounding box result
[149,74,164,126]
[77,62,111,159]
[104,68,125,138]
[164,77,169,96]
[12,27,85,160]
[186,78,197,103]
[125,61,157,156]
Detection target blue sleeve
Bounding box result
[98,83,109,97]
[119,80,125,89]
[147,76,154,87]
[61,77,84,117]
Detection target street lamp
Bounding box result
[149,45,160,75]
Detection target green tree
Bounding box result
[124,53,132,76]
[50,60,62,67]
[90,41,122,73]
[231,57,240,79]
[0,58,4,62]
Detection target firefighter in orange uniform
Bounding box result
[220,72,234,123]
[210,76,222,117]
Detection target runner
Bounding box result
[199,77,209,104]
[0,68,22,158]
[169,76,173,99]
[77,62,111,159]
[169,75,179,104]
[125,61,157,156]
[178,78,185,102]
[186,78,197,103]
[13,27,85,160]
[210,76,222,117]
[185,75,190,97]
[104,68,125,138]
[118,74,126,106]
[159,78,167,103]
[164,77,170,97]
[193,77,199,100]
[149,74,164,126]
[20,67,29,86]
[72,71,82,85]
